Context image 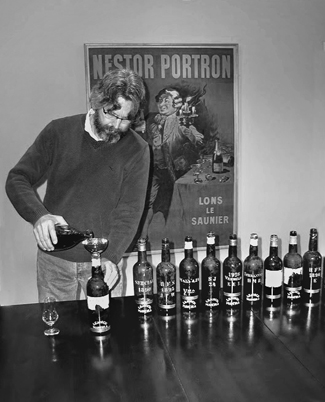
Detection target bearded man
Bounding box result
[6,69,150,301]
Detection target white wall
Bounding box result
[1,0,325,305]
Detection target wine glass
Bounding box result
[42,297,60,336]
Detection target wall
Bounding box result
[1,0,325,305]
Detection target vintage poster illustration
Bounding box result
[84,44,238,252]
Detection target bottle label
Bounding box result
[205,298,219,308]
[157,280,176,309]
[134,279,154,295]
[87,294,109,310]
[283,267,302,288]
[180,278,199,309]
[244,272,262,302]
[265,270,282,288]
[224,295,241,306]
[303,266,322,293]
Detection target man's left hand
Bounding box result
[101,259,120,290]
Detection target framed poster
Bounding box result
[84,43,238,253]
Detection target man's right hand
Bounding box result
[33,214,68,251]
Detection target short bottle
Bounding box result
[302,228,322,306]
[223,234,242,309]
[201,232,221,310]
[283,231,303,302]
[243,233,263,306]
[179,236,200,311]
[264,234,283,312]
[87,251,110,334]
[212,138,223,174]
[54,223,94,251]
[156,238,176,315]
[133,238,154,315]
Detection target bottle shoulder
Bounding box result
[264,255,283,270]
[156,261,176,273]
[244,255,263,271]
[303,250,322,264]
[283,252,302,267]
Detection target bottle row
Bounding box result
[132,229,323,316]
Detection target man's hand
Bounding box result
[33,214,68,251]
[102,259,120,290]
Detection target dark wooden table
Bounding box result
[0,294,325,402]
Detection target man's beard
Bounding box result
[93,110,122,144]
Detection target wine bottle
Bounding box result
[201,232,221,310]
[283,231,303,302]
[156,238,176,315]
[264,234,283,312]
[133,238,154,315]
[212,138,223,174]
[302,228,322,305]
[223,234,242,309]
[179,236,200,311]
[54,224,94,251]
[243,233,263,306]
[87,250,110,334]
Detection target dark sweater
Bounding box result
[6,114,150,264]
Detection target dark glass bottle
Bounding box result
[264,234,283,312]
[156,238,176,315]
[87,251,110,334]
[212,138,223,174]
[201,232,221,310]
[223,234,242,308]
[179,236,200,311]
[302,228,322,306]
[133,238,154,315]
[243,233,263,306]
[283,231,303,302]
[54,224,94,251]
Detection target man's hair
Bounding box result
[89,69,146,122]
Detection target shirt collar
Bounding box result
[85,108,103,141]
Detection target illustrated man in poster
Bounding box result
[140,82,211,241]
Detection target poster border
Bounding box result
[84,43,239,255]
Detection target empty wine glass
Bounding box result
[42,297,60,336]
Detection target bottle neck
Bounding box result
[228,245,237,257]
[269,246,278,257]
[288,240,298,253]
[309,234,318,251]
[161,247,171,262]
[138,249,147,263]
[206,243,215,257]
[249,245,258,256]
[91,252,103,277]
[184,239,194,258]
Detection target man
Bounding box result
[6,69,150,302]
[140,86,203,240]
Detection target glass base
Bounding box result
[44,327,60,336]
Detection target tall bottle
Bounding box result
[212,138,223,174]
[133,238,154,315]
[243,233,263,306]
[283,231,303,302]
[54,223,94,251]
[201,232,221,310]
[264,234,283,312]
[179,236,200,311]
[302,228,322,305]
[223,234,242,309]
[156,238,176,315]
[87,250,110,334]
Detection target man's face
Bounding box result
[157,90,179,116]
[94,96,134,143]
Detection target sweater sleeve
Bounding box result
[5,123,53,225]
[105,143,150,264]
